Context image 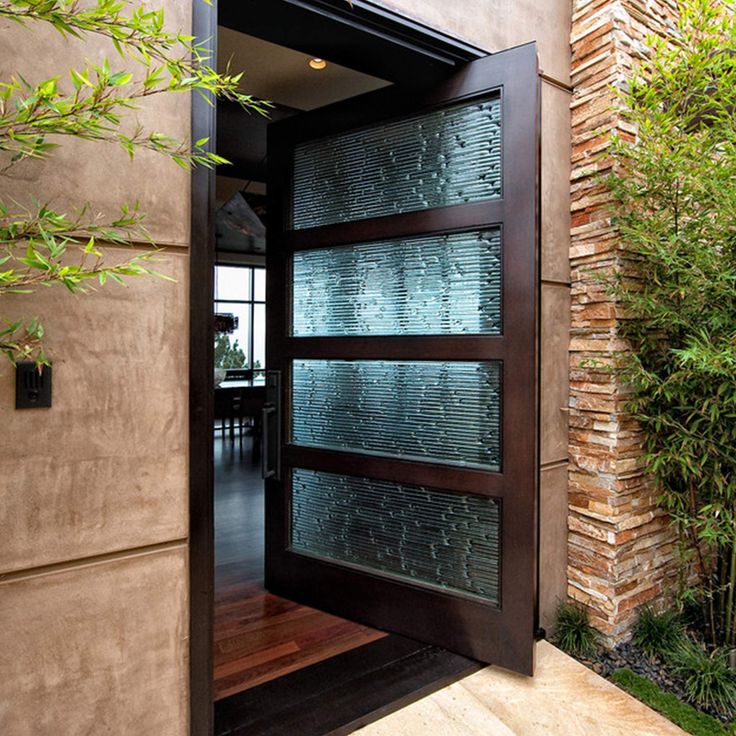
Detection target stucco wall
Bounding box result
[379,0,572,84]
[0,2,192,733]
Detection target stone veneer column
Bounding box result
[568,0,682,641]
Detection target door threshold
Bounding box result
[214,634,481,736]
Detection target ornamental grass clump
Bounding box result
[632,606,687,659]
[608,0,736,651]
[670,640,736,716]
[553,600,601,658]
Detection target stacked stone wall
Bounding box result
[568,0,683,640]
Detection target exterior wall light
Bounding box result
[308,58,327,70]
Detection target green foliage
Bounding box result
[629,607,736,720]
[552,600,601,657]
[0,1,268,365]
[670,641,736,716]
[611,668,730,735]
[633,606,687,658]
[607,0,736,648]
[214,334,246,370]
[0,200,172,364]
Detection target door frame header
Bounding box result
[218,0,488,86]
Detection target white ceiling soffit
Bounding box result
[217,26,390,111]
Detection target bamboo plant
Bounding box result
[0,0,268,366]
[608,0,736,649]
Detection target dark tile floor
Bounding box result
[214,433,263,586]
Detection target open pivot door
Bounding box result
[264,43,539,675]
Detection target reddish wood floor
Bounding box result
[213,434,385,701]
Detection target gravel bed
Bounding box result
[576,642,731,725]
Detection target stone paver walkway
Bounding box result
[357,640,685,735]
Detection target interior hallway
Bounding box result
[214,433,385,700]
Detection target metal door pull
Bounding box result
[261,404,277,479]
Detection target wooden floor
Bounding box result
[213,432,385,701]
[215,635,478,736]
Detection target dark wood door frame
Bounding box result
[190,0,217,734]
[189,2,532,734]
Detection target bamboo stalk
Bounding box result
[727,524,736,650]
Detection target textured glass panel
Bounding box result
[292,97,502,229]
[292,360,501,470]
[291,469,500,603]
[292,229,501,337]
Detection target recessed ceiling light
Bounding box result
[308,58,327,70]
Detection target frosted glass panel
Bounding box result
[292,97,502,229]
[293,229,501,337]
[292,360,501,470]
[291,469,500,603]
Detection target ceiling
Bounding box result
[217,27,389,111]
[214,29,391,255]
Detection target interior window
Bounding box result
[214,264,266,370]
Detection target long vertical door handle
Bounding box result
[261,404,277,479]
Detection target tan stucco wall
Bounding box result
[0,3,191,245]
[0,2,192,733]
[0,250,189,571]
[378,0,572,85]
[0,548,188,736]
[539,79,573,632]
